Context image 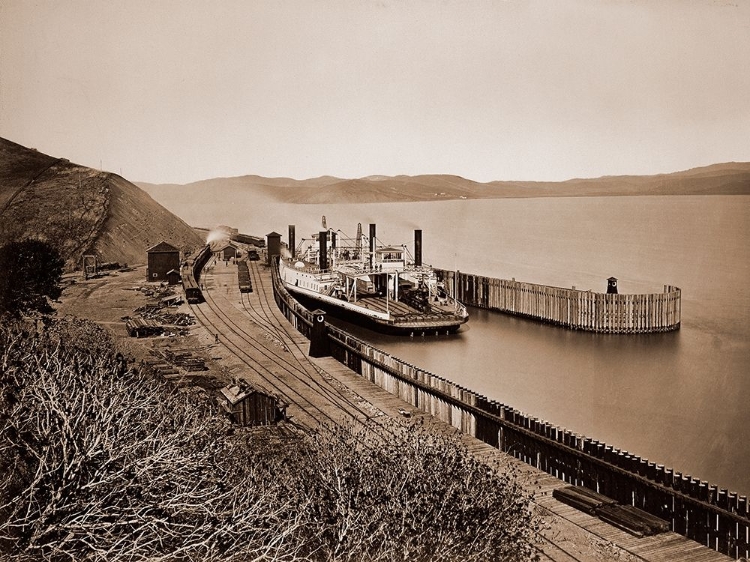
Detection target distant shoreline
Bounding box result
[137,161,750,206]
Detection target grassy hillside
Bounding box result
[0,138,203,269]
[139,162,750,208]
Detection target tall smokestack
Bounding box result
[288,225,296,259]
[414,229,422,267]
[369,223,376,269]
[331,231,336,249]
[319,231,328,270]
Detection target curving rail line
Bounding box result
[188,259,402,447]
[187,253,649,562]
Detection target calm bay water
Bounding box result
[211,194,750,494]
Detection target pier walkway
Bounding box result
[193,259,731,562]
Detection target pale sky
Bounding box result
[1,0,749,184]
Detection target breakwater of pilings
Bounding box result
[269,261,747,559]
[436,269,681,333]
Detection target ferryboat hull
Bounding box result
[277,221,468,336]
[285,287,465,335]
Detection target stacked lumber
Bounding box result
[553,486,669,537]
[145,360,179,376]
[552,486,617,514]
[597,505,670,537]
[164,349,207,371]
[126,317,163,338]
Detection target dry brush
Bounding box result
[1,317,539,561]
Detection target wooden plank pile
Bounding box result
[126,317,163,338]
[164,349,206,371]
[158,312,195,327]
[145,359,178,376]
[597,504,671,538]
[553,485,670,537]
[552,485,617,515]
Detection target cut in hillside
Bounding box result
[138,162,750,208]
[0,138,203,269]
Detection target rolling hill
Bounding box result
[138,162,750,208]
[0,138,203,269]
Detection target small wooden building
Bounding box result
[146,242,180,282]
[217,243,238,261]
[166,269,181,285]
[607,276,619,294]
[218,383,286,426]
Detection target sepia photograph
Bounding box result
[1,1,748,560]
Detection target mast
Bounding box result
[356,223,362,259]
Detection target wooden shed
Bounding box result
[146,242,180,282]
[166,269,181,285]
[218,383,286,426]
[217,243,238,261]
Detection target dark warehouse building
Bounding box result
[146,241,180,282]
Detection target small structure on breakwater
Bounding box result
[436,270,681,334]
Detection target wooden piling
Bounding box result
[436,269,681,334]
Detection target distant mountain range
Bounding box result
[2,135,747,270]
[0,138,203,269]
[138,162,750,206]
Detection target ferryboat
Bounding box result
[278,221,468,335]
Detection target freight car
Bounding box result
[231,233,265,247]
[237,260,253,293]
[183,245,212,304]
[184,273,202,304]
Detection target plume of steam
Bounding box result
[206,229,228,244]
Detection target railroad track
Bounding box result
[190,259,663,562]
[189,262,401,446]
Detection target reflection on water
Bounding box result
[329,302,747,495]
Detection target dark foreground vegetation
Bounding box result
[0,317,539,561]
[0,239,64,318]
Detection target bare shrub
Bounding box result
[276,421,540,562]
[0,318,539,561]
[0,318,302,561]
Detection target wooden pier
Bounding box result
[437,269,681,333]
[270,261,744,560]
